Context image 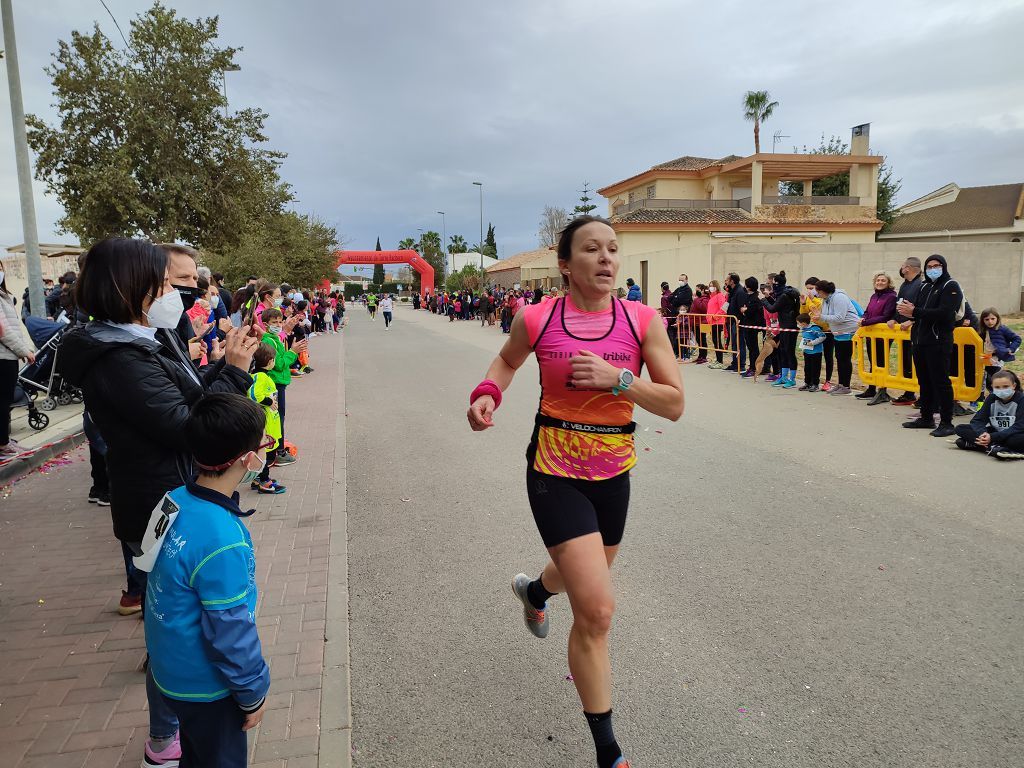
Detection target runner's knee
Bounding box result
[574,596,614,637]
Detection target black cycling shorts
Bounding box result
[526,468,631,549]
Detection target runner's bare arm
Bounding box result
[468,312,532,430]
[569,315,683,421]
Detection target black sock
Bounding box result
[585,710,622,768]
[526,575,555,610]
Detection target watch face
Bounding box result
[620,370,635,386]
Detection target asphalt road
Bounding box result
[345,303,1022,768]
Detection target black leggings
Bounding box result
[526,468,630,549]
[0,359,18,445]
[711,325,724,364]
[834,339,853,387]
[777,331,798,369]
[743,329,760,369]
[954,424,1024,451]
[822,334,835,382]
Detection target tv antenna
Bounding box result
[772,130,790,153]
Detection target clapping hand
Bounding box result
[224,326,259,370]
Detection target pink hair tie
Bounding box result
[470,379,502,409]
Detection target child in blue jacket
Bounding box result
[796,313,826,391]
[979,308,1022,394]
[142,393,272,766]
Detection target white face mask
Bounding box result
[0,271,5,284]
[210,295,220,309]
[144,289,185,328]
[268,324,282,335]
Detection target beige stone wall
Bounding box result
[711,242,1024,314]
[651,179,706,199]
[752,204,877,224]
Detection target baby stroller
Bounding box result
[9,383,49,431]
[18,316,83,413]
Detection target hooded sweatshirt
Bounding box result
[912,254,961,346]
[818,289,861,337]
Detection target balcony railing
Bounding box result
[760,195,861,206]
[613,196,862,216]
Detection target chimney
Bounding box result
[851,123,870,156]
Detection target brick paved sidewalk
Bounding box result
[0,331,349,768]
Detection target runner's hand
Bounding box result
[241,701,266,731]
[570,350,620,390]
[468,396,495,431]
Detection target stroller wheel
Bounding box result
[29,412,49,431]
[56,393,72,406]
[39,397,57,412]
[70,389,84,404]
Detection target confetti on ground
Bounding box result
[737,707,747,714]
[565,674,574,682]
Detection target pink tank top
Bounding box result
[522,296,657,480]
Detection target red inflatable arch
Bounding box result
[333,249,434,298]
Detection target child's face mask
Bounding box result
[239,451,266,487]
[993,387,1015,400]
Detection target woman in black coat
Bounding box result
[59,238,258,759]
[761,270,801,385]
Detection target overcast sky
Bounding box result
[1,0,1022,263]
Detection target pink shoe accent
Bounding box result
[143,734,181,767]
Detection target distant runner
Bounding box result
[367,292,378,321]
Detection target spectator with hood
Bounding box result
[813,279,860,395]
[761,270,801,387]
[625,277,642,302]
[897,254,961,437]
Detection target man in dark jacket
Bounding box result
[667,274,693,359]
[888,257,925,405]
[724,273,745,371]
[898,254,960,436]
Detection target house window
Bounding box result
[647,185,656,199]
[628,191,636,203]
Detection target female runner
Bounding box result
[468,216,684,768]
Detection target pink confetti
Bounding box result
[565,674,574,682]
[737,707,748,714]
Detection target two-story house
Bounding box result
[597,125,884,300]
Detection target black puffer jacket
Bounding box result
[912,254,961,346]
[58,322,252,543]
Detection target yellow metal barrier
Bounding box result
[853,325,984,401]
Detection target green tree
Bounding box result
[742,90,779,154]
[375,236,381,250]
[398,237,417,251]
[448,234,467,254]
[414,230,445,291]
[205,211,337,288]
[573,182,597,218]
[445,263,481,293]
[780,134,903,232]
[484,223,497,257]
[26,2,289,250]
[372,237,385,289]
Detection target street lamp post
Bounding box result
[437,211,447,278]
[2,0,45,318]
[473,182,483,289]
[220,63,241,119]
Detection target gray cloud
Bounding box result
[1,0,1021,260]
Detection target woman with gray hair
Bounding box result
[856,271,898,404]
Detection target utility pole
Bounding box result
[437,211,447,278]
[2,0,45,318]
[473,182,483,289]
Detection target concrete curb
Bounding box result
[0,428,87,486]
[319,330,352,767]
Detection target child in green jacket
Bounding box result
[249,343,286,493]
[260,309,306,465]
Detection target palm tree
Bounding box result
[742,90,779,154]
[398,237,417,252]
[448,234,468,254]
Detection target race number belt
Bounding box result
[535,413,636,435]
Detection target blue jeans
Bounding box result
[147,669,181,741]
[121,541,146,598]
[161,694,246,767]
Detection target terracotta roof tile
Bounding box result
[652,154,742,171]
[486,247,554,272]
[888,183,1024,234]
[613,208,752,225]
